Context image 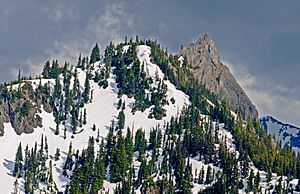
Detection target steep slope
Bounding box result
[0,40,299,194]
[179,34,258,119]
[261,116,300,150]
[0,45,189,193]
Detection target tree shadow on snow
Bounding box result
[3,159,14,176]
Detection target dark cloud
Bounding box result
[0,0,299,125]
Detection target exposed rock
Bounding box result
[0,84,43,136]
[179,34,258,118]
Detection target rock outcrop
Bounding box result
[179,34,258,118]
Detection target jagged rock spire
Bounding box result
[180,34,258,119]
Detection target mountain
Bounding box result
[0,38,299,194]
[179,34,258,119]
[261,116,300,150]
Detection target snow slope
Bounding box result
[1,44,298,193]
[0,45,189,193]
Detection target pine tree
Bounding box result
[96,128,100,143]
[83,72,90,103]
[134,129,146,160]
[13,143,23,177]
[117,110,125,130]
[64,142,73,173]
[277,176,283,194]
[12,179,18,194]
[24,171,33,194]
[45,136,48,158]
[117,99,122,110]
[90,43,100,64]
[83,108,87,125]
[205,165,212,184]
[254,171,260,193]
[91,139,106,194]
[71,105,78,133]
[48,160,53,183]
[125,127,134,165]
[55,148,60,161]
[55,122,59,135]
[92,124,96,131]
[267,168,272,182]
[110,130,127,183]
[198,166,205,184]
[182,160,193,193]
[246,169,254,192]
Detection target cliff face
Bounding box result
[179,34,258,118]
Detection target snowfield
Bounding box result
[0,45,298,193]
[0,45,189,193]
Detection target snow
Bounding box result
[2,44,297,193]
[261,116,300,151]
[178,56,184,67]
[189,158,221,193]
[0,45,189,193]
[122,45,130,53]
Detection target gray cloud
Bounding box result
[0,0,299,125]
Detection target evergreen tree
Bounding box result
[254,171,260,193]
[12,179,18,194]
[83,72,90,103]
[110,130,127,183]
[55,148,60,161]
[134,129,146,160]
[205,165,213,184]
[90,43,100,64]
[48,160,53,183]
[55,122,59,135]
[83,108,87,125]
[117,110,125,130]
[63,142,74,174]
[246,169,254,193]
[24,171,33,194]
[125,127,134,166]
[13,143,23,177]
[277,176,283,194]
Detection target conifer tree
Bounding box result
[277,176,283,194]
[117,110,125,130]
[48,160,53,184]
[55,148,60,161]
[13,143,23,177]
[125,127,134,165]
[110,130,127,183]
[90,43,100,64]
[198,166,205,184]
[83,108,87,125]
[55,122,59,135]
[83,72,90,103]
[246,169,254,192]
[25,171,33,194]
[64,142,73,173]
[205,165,212,184]
[254,171,260,193]
[12,178,19,194]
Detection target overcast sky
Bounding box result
[0,0,299,125]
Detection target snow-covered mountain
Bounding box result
[0,45,189,193]
[261,116,300,150]
[0,39,299,194]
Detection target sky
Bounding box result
[0,0,299,126]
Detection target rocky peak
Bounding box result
[196,34,221,65]
[179,34,258,118]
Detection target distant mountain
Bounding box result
[261,116,300,150]
[179,34,258,119]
